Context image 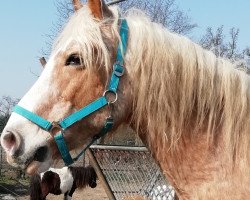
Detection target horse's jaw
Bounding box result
[5,144,53,175]
[5,146,53,175]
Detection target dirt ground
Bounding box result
[17,181,108,200]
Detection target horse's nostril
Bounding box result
[2,131,17,151]
[33,146,48,162]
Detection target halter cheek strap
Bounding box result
[13,19,129,166]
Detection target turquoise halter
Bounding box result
[13,19,129,166]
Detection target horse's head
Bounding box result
[1,0,132,174]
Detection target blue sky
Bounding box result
[0,0,249,99]
[0,0,58,99]
[176,0,249,48]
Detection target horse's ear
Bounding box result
[88,0,113,20]
[72,0,83,11]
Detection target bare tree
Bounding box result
[200,26,250,68]
[0,96,19,132]
[57,0,197,34]
[42,0,196,56]
[227,27,240,60]
[117,0,196,35]
[200,26,228,58]
[243,47,250,66]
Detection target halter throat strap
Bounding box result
[13,19,129,166]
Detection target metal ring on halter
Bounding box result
[103,90,118,104]
[50,121,63,133]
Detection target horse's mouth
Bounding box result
[33,146,48,162]
[24,146,50,175]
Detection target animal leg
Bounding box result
[67,183,77,200]
[64,192,71,200]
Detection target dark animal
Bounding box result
[30,166,97,200]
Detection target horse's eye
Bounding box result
[65,54,81,66]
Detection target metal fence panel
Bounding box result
[90,145,175,200]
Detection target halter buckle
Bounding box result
[113,62,125,77]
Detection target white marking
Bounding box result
[48,167,74,194]
[1,54,66,171]
[1,56,57,157]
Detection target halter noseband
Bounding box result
[13,19,129,166]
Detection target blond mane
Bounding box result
[53,6,250,164]
[125,10,250,163]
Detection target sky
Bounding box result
[0,0,249,99]
[176,0,250,47]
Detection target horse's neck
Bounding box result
[134,125,250,199]
[128,20,250,160]
[126,16,250,198]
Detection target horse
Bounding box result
[30,165,97,200]
[1,0,250,199]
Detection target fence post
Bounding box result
[86,149,116,200]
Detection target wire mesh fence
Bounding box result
[89,145,175,200]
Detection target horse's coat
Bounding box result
[1,0,250,199]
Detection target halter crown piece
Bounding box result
[13,19,129,166]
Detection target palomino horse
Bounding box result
[30,165,97,200]
[1,0,250,199]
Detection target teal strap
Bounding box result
[108,63,124,92]
[108,19,128,92]
[116,19,129,64]
[59,96,108,129]
[73,117,114,162]
[13,105,52,131]
[54,132,74,166]
[54,118,114,165]
[14,97,108,131]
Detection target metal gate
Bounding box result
[87,145,175,200]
